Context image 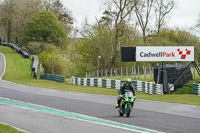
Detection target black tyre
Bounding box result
[126,104,131,117]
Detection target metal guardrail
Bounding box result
[0,42,30,58]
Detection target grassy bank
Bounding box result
[0,46,200,106]
[0,123,23,133]
[0,46,32,80]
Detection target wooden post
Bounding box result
[101,70,103,77]
[110,68,112,77]
[97,71,99,77]
[92,72,95,78]
[121,67,123,76]
[193,65,196,80]
[134,63,136,79]
[143,66,146,79]
[116,68,118,76]
[126,67,128,76]
[132,66,134,78]
[138,66,140,79]
[149,65,152,78]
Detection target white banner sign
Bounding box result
[136,46,194,61]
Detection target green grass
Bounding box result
[0,123,24,133]
[0,45,200,106]
[0,46,32,80]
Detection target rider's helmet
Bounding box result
[125,78,132,85]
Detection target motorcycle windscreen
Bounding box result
[125,92,133,97]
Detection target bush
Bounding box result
[172,86,193,94]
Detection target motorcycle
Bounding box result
[117,90,135,117]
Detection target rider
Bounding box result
[115,78,136,108]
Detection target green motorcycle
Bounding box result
[118,90,135,117]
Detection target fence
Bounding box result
[86,65,154,80]
[72,77,163,95]
[40,74,65,83]
[192,83,200,95]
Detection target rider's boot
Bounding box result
[115,99,120,108]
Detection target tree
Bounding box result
[154,0,176,34]
[50,0,73,32]
[0,0,43,43]
[134,0,154,44]
[24,10,68,46]
[42,0,73,33]
[0,0,15,42]
[193,13,200,38]
[134,0,176,43]
[101,0,138,69]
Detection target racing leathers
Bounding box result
[116,83,136,108]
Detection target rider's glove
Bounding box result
[119,94,123,97]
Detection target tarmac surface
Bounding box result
[0,80,200,133]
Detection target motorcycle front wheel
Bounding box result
[126,104,131,117]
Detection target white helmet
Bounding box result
[126,78,132,83]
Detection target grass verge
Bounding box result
[0,46,200,106]
[0,123,23,133]
[0,46,32,79]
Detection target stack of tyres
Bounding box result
[136,81,143,92]
[98,78,102,87]
[81,78,84,86]
[102,79,107,88]
[94,79,98,87]
[111,80,116,89]
[115,80,121,89]
[132,81,137,91]
[90,78,94,86]
[142,81,146,92]
[106,79,111,88]
[192,83,199,94]
[87,78,90,86]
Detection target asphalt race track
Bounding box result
[0,80,200,133]
[0,53,5,79]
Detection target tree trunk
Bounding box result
[7,20,12,43]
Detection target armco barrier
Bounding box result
[1,42,30,58]
[32,55,39,78]
[72,77,163,95]
[40,74,65,83]
[192,83,200,95]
